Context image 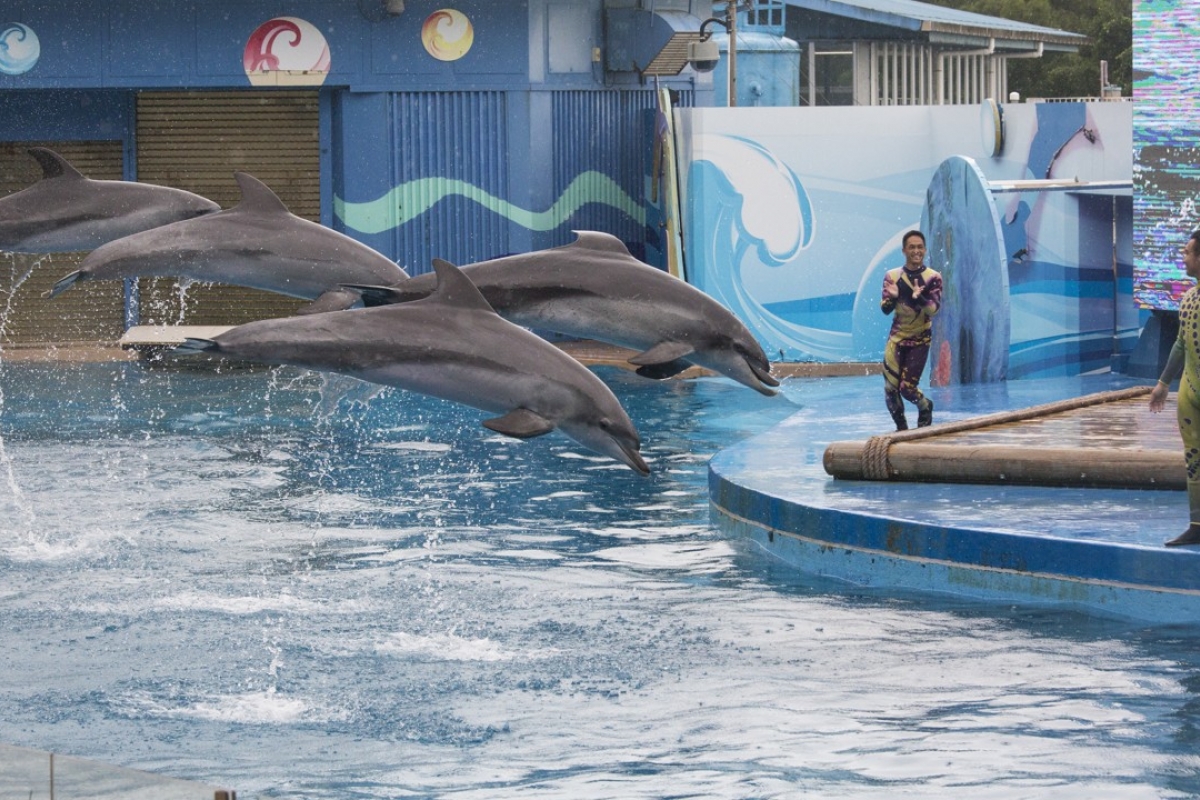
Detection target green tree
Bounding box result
[924,0,1131,98]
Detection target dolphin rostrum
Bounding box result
[349,231,779,395]
[45,172,409,313]
[0,147,220,254]
[175,258,650,475]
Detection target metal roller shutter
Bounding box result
[134,90,320,326]
[0,141,126,346]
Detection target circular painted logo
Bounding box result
[243,17,330,86]
[0,23,40,76]
[422,9,474,62]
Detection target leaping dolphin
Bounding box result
[45,172,409,313]
[175,258,650,475]
[0,147,221,253]
[349,231,779,396]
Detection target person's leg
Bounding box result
[1167,377,1200,546]
[897,342,933,427]
[883,339,908,430]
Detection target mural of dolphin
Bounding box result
[350,231,779,396]
[176,258,650,475]
[0,147,220,253]
[45,172,409,313]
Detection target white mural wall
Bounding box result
[675,101,1134,379]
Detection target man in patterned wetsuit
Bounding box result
[1149,229,1200,546]
[881,230,943,431]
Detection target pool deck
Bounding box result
[709,372,1200,625]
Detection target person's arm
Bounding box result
[1150,339,1184,412]
[916,273,942,316]
[881,273,898,314]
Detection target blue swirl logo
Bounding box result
[0,23,40,76]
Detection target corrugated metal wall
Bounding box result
[389,91,511,275]
[0,141,126,345]
[134,90,320,325]
[387,88,671,276]
[550,88,664,246]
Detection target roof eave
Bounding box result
[922,21,1088,50]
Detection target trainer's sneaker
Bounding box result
[916,398,933,428]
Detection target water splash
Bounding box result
[0,252,41,530]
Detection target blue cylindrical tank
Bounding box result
[709,32,800,107]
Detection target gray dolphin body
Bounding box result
[176,258,649,475]
[0,148,220,254]
[352,231,779,396]
[46,172,409,312]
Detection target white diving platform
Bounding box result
[119,325,234,351]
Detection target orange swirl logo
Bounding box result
[421,9,473,61]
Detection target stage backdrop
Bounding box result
[674,101,1134,380]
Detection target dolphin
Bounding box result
[0,147,221,254]
[348,231,779,395]
[175,258,650,475]
[45,171,409,313]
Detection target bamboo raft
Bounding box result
[823,386,1187,489]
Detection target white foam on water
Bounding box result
[371,441,454,452]
[176,690,339,725]
[590,541,736,572]
[376,631,530,662]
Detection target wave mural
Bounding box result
[684,135,821,358]
[676,102,1133,375]
[334,170,645,235]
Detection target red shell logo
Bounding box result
[243,17,330,86]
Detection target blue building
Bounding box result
[0,0,1087,349]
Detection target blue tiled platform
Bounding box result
[709,373,1200,624]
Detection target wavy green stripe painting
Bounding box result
[334,171,645,235]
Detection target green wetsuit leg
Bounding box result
[1178,373,1200,526]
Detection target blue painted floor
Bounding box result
[709,372,1200,622]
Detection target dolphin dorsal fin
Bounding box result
[233,172,292,214]
[569,230,633,256]
[28,148,84,180]
[429,258,497,313]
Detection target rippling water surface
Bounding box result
[2,360,1200,799]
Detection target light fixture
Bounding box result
[385,0,405,15]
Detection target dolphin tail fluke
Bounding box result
[482,408,556,439]
[298,288,363,315]
[42,270,84,299]
[175,338,220,354]
[343,284,409,307]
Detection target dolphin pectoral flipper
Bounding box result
[628,341,695,367]
[298,288,363,315]
[483,408,557,439]
[635,359,693,381]
[42,270,84,299]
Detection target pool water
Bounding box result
[2,360,1200,798]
